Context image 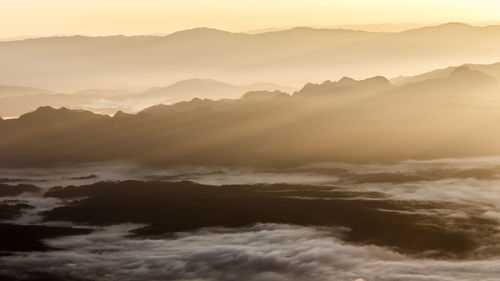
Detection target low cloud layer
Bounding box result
[3,158,500,280]
[2,224,500,281]
[73,97,171,115]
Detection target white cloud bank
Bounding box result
[2,224,500,281]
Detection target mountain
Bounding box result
[370,67,499,111]
[1,23,499,91]
[448,66,498,88]
[330,23,429,32]
[0,85,54,97]
[0,93,95,118]
[240,90,290,101]
[294,76,392,97]
[393,61,500,86]
[0,88,136,117]
[273,23,500,82]
[0,28,378,91]
[0,79,293,118]
[139,79,294,102]
[1,66,500,168]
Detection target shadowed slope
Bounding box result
[0,68,499,167]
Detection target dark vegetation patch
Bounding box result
[0,271,86,281]
[0,223,93,253]
[0,184,40,197]
[0,178,48,184]
[0,202,34,220]
[43,180,496,258]
[66,175,98,180]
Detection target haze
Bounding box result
[3,1,500,281]
[2,0,500,37]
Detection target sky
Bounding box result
[0,0,500,37]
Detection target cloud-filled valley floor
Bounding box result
[5,223,500,281]
[2,159,500,280]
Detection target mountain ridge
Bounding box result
[2,22,499,91]
[1,66,499,167]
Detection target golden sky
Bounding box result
[1,0,500,37]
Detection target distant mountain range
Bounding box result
[0,79,293,117]
[1,23,500,91]
[392,61,500,85]
[0,85,53,97]
[1,65,499,167]
[139,79,294,101]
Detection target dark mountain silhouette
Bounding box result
[0,67,499,167]
[18,106,107,124]
[0,203,34,221]
[0,223,92,253]
[0,183,40,197]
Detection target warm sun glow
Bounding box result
[1,0,500,37]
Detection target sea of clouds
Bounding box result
[3,158,500,280]
[2,224,500,281]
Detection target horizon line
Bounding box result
[2,21,500,42]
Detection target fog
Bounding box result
[2,19,500,281]
[2,224,500,281]
[3,158,500,279]
[1,23,500,92]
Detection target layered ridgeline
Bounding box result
[2,60,500,118]
[393,61,500,85]
[1,65,499,167]
[1,23,500,91]
[0,79,293,117]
